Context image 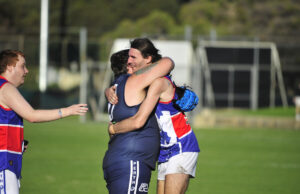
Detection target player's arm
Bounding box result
[2,83,88,123]
[109,78,167,134]
[106,57,174,104]
[133,57,174,90]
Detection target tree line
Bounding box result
[0,0,299,40]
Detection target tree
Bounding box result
[0,0,40,33]
[178,0,300,37]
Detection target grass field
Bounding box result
[211,107,295,117]
[19,116,300,194]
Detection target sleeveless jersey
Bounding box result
[103,74,160,170]
[0,76,24,179]
[155,76,200,163]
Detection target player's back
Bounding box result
[103,74,160,170]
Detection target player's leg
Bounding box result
[157,162,167,194]
[163,152,199,194]
[0,169,20,194]
[157,180,165,194]
[103,160,152,194]
[131,160,152,194]
[165,173,189,194]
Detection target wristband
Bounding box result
[58,109,63,118]
[109,124,115,135]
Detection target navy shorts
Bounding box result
[103,160,152,194]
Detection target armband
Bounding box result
[58,109,63,118]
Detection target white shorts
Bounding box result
[0,170,20,194]
[157,152,199,181]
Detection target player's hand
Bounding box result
[106,86,118,104]
[23,139,29,153]
[66,104,88,116]
[108,122,115,138]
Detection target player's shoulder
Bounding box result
[150,78,169,92]
[153,77,166,85]
[0,82,15,107]
[0,82,19,98]
[1,81,15,90]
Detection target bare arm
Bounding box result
[1,83,88,123]
[106,57,174,104]
[132,57,174,90]
[109,78,168,134]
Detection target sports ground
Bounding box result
[20,109,300,194]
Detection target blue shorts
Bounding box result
[103,160,152,194]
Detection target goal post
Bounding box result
[195,40,288,109]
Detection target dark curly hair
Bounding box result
[110,49,129,78]
[130,38,162,63]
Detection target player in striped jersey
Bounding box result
[0,50,88,194]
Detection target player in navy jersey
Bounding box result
[0,50,88,194]
[103,39,175,194]
[106,39,200,194]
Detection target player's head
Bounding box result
[127,38,162,73]
[0,49,28,87]
[0,50,25,74]
[110,49,129,78]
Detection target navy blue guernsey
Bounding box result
[103,74,160,170]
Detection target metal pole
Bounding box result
[194,47,203,111]
[199,44,215,108]
[270,48,276,108]
[184,25,192,41]
[228,66,235,108]
[39,0,49,92]
[272,44,288,107]
[251,40,260,110]
[79,27,88,122]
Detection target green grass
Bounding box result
[20,116,300,194]
[213,107,295,117]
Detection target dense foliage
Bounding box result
[1,0,299,39]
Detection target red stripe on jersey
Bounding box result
[0,82,7,89]
[0,104,12,111]
[0,75,7,80]
[171,113,191,138]
[0,125,24,152]
[0,76,8,89]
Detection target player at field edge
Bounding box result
[0,49,88,194]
